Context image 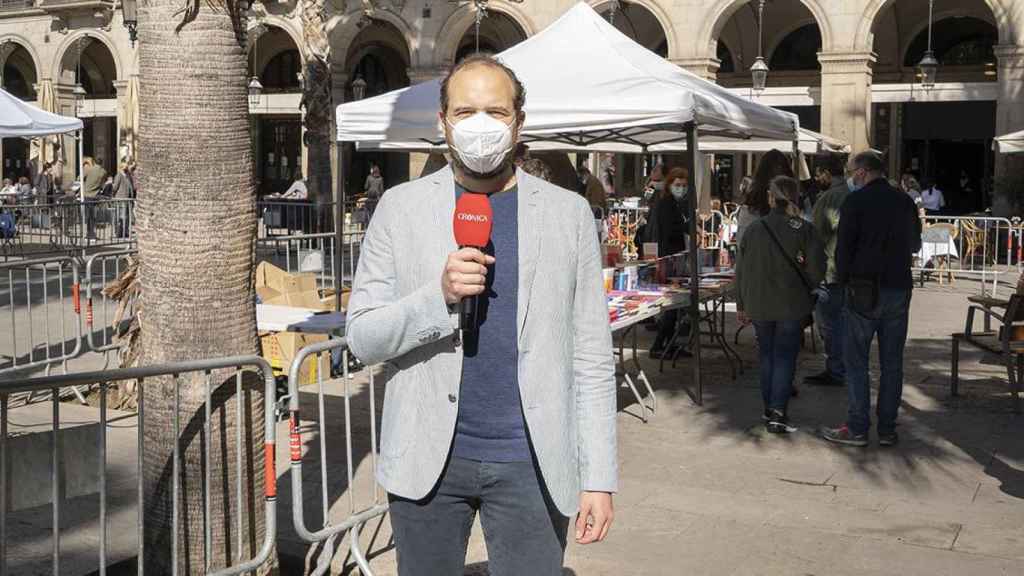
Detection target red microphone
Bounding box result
[453,193,493,332]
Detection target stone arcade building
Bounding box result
[0,1,1021,209]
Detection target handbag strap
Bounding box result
[760,219,815,293]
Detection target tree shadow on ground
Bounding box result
[617,286,1024,503]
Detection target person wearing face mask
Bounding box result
[648,167,692,359]
[823,151,922,448]
[805,158,854,388]
[345,54,616,575]
[737,176,826,434]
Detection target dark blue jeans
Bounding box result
[753,319,803,412]
[816,283,846,380]
[388,456,570,576]
[843,288,912,436]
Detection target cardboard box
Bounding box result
[319,288,351,312]
[260,331,329,385]
[256,261,332,311]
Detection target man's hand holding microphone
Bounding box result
[442,248,494,305]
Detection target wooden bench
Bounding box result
[952,294,1024,413]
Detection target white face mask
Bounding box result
[446,112,516,176]
[670,185,688,200]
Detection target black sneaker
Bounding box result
[822,425,869,447]
[878,431,899,447]
[765,410,797,434]
[805,371,844,387]
[761,409,771,422]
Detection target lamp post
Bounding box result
[247,76,263,108]
[351,75,367,101]
[750,0,768,92]
[918,0,938,89]
[121,0,138,47]
[607,0,621,25]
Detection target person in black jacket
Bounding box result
[823,151,922,448]
[650,167,691,359]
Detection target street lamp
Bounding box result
[918,0,938,89]
[751,0,769,92]
[351,75,367,101]
[121,0,138,47]
[247,75,263,107]
[73,82,87,114]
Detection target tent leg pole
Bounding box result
[686,125,703,407]
[78,129,86,252]
[335,143,348,310]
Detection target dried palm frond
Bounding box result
[102,256,143,410]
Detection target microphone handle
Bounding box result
[460,294,479,332]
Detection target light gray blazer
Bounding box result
[346,166,617,516]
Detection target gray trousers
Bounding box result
[388,456,570,576]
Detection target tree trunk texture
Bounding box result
[300,0,333,208]
[137,1,271,573]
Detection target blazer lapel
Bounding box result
[433,167,458,256]
[517,169,542,341]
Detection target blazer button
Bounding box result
[448,394,457,403]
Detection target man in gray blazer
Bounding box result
[346,54,618,575]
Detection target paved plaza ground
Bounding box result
[274,280,1024,575]
[5,280,1024,575]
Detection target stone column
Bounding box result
[113,79,128,164]
[994,44,1024,214]
[670,57,720,82]
[818,51,875,154]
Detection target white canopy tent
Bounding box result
[994,129,1024,155]
[0,87,85,201]
[335,2,805,405]
[0,87,82,138]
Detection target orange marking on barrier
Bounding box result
[264,444,276,499]
[289,412,302,462]
[86,299,94,326]
[72,284,81,314]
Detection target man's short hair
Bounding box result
[851,151,884,174]
[440,53,526,115]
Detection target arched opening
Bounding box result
[716,40,736,75]
[596,1,668,57]
[711,0,825,196]
[870,1,999,213]
[902,17,996,69]
[250,26,304,196]
[345,20,411,200]
[0,43,37,182]
[250,27,302,93]
[769,24,822,71]
[455,10,527,61]
[58,36,119,181]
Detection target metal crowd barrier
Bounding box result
[914,215,1019,295]
[257,200,334,240]
[285,338,387,576]
[0,255,83,382]
[0,198,134,259]
[256,231,364,292]
[0,355,278,576]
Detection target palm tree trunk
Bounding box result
[300,0,333,208]
[136,2,271,573]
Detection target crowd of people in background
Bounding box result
[732,150,922,446]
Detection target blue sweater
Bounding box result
[452,184,530,462]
